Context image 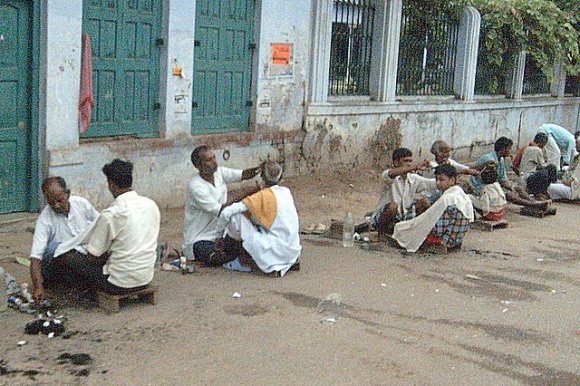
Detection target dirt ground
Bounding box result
[0,170,579,385]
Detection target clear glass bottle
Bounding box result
[342,212,354,248]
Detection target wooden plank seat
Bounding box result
[520,206,557,218]
[97,285,157,313]
[472,219,509,231]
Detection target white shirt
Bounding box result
[423,159,469,179]
[182,167,243,259]
[519,146,546,180]
[469,182,507,214]
[222,185,302,276]
[86,191,160,288]
[30,196,99,259]
[372,170,437,219]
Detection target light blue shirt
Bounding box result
[470,151,507,194]
[540,124,576,164]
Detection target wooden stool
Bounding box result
[520,207,557,218]
[97,286,157,313]
[473,219,509,231]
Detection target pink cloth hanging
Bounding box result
[78,33,94,134]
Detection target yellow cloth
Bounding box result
[242,187,278,231]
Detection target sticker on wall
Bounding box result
[269,43,293,78]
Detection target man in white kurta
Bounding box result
[219,162,302,276]
[29,177,99,304]
[183,145,261,265]
[85,159,160,294]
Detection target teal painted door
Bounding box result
[82,0,161,138]
[0,0,31,213]
[192,0,254,134]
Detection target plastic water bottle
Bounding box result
[342,212,354,248]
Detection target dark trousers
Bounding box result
[42,251,148,295]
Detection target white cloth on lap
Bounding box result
[469,182,506,214]
[223,185,302,276]
[393,186,474,253]
[30,196,99,259]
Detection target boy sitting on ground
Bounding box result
[469,167,507,221]
[393,165,474,252]
[369,148,437,242]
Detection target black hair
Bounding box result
[392,147,412,162]
[533,132,549,144]
[41,176,69,194]
[102,159,133,189]
[494,137,513,152]
[434,164,457,179]
[191,145,209,167]
[480,166,498,185]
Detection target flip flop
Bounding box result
[223,258,252,273]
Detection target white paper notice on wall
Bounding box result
[269,43,293,78]
[174,93,188,114]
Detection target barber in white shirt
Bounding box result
[30,177,99,304]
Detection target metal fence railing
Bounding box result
[396,3,459,96]
[328,0,376,96]
[522,56,550,95]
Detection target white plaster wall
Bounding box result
[44,0,82,150]
[159,0,196,139]
[255,0,311,132]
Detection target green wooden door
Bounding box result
[0,0,31,213]
[82,0,161,138]
[192,0,254,134]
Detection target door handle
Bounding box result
[17,122,27,129]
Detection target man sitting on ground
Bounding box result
[183,145,262,265]
[423,140,479,179]
[393,165,474,252]
[519,133,557,200]
[30,177,99,304]
[538,123,578,170]
[469,167,507,221]
[470,137,550,210]
[84,159,161,295]
[370,147,437,241]
[218,162,301,276]
[548,135,580,201]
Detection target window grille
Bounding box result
[565,75,579,96]
[328,0,375,96]
[522,56,550,95]
[396,3,459,96]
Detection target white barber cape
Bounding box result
[220,185,302,276]
[393,185,474,253]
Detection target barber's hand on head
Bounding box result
[415,160,431,172]
[466,168,480,176]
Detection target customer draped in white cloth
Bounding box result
[219,162,302,276]
[394,164,474,253]
[548,135,580,200]
[538,124,578,170]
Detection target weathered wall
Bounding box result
[255,0,311,134]
[301,98,580,172]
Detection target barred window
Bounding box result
[396,3,459,96]
[522,56,550,95]
[565,75,579,97]
[328,0,375,96]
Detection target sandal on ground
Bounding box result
[223,258,252,273]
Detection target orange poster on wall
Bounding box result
[271,43,291,66]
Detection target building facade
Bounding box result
[0,0,578,212]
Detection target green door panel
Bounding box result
[192,0,254,134]
[0,0,31,213]
[82,0,161,138]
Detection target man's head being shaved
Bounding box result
[262,162,283,186]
